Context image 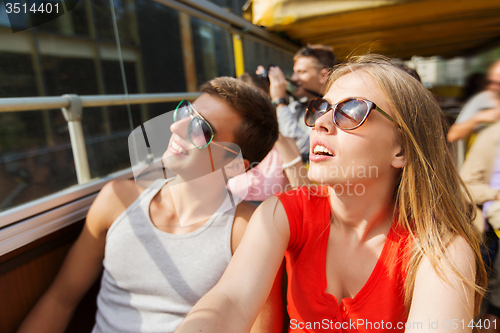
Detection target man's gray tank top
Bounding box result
[92,179,235,333]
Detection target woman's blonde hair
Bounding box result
[327,54,486,316]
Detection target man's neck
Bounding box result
[166,172,232,228]
[302,88,323,100]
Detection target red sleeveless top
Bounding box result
[277,187,412,333]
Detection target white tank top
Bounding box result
[92,179,235,333]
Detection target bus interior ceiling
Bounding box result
[246,0,500,60]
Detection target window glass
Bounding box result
[209,0,247,15]
[87,60,141,179]
[35,0,90,37]
[93,0,135,44]
[191,16,235,85]
[0,52,37,97]
[43,56,99,96]
[0,128,78,211]
[0,0,27,30]
[0,0,192,213]
[0,51,78,212]
[135,0,185,117]
[0,0,305,217]
[242,38,294,77]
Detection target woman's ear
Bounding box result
[391,146,406,169]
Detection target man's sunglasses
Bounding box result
[173,100,238,154]
[305,97,399,130]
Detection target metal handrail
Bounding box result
[0,96,71,112]
[0,92,201,184]
[0,92,201,112]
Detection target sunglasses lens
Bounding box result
[189,117,212,148]
[305,99,330,127]
[174,100,190,122]
[334,99,369,129]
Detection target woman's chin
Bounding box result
[308,169,330,186]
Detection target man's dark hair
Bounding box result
[200,77,278,167]
[294,44,337,69]
[238,72,270,95]
[392,62,422,82]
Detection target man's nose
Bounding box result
[170,116,190,138]
[291,72,299,82]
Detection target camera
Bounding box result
[256,64,275,81]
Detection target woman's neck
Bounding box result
[328,178,396,241]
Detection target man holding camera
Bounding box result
[262,44,337,161]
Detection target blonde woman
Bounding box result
[175,55,487,333]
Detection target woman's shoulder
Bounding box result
[275,186,330,221]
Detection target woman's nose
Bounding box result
[314,110,336,134]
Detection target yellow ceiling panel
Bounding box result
[247,0,500,59]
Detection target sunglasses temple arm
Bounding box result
[375,106,399,127]
[210,141,239,155]
[207,144,215,172]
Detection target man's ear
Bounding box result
[391,146,406,169]
[224,158,250,178]
[243,159,250,171]
[319,68,330,85]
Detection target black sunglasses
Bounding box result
[305,97,399,130]
[174,100,238,154]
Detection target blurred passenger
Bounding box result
[228,73,310,205]
[176,55,486,333]
[17,77,284,333]
[392,62,422,82]
[460,72,487,103]
[447,60,500,142]
[259,44,337,161]
[461,120,500,332]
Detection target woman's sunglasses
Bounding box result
[174,100,238,154]
[305,97,399,130]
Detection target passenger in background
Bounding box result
[447,60,500,143]
[228,73,310,205]
[17,77,284,333]
[460,72,487,103]
[461,120,500,333]
[258,44,337,161]
[392,62,422,82]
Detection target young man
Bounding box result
[17,77,282,333]
[263,44,336,161]
[460,120,500,333]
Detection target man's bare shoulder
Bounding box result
[86,180,145,232]
[230,201,257,254]
[234,200,258,223]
